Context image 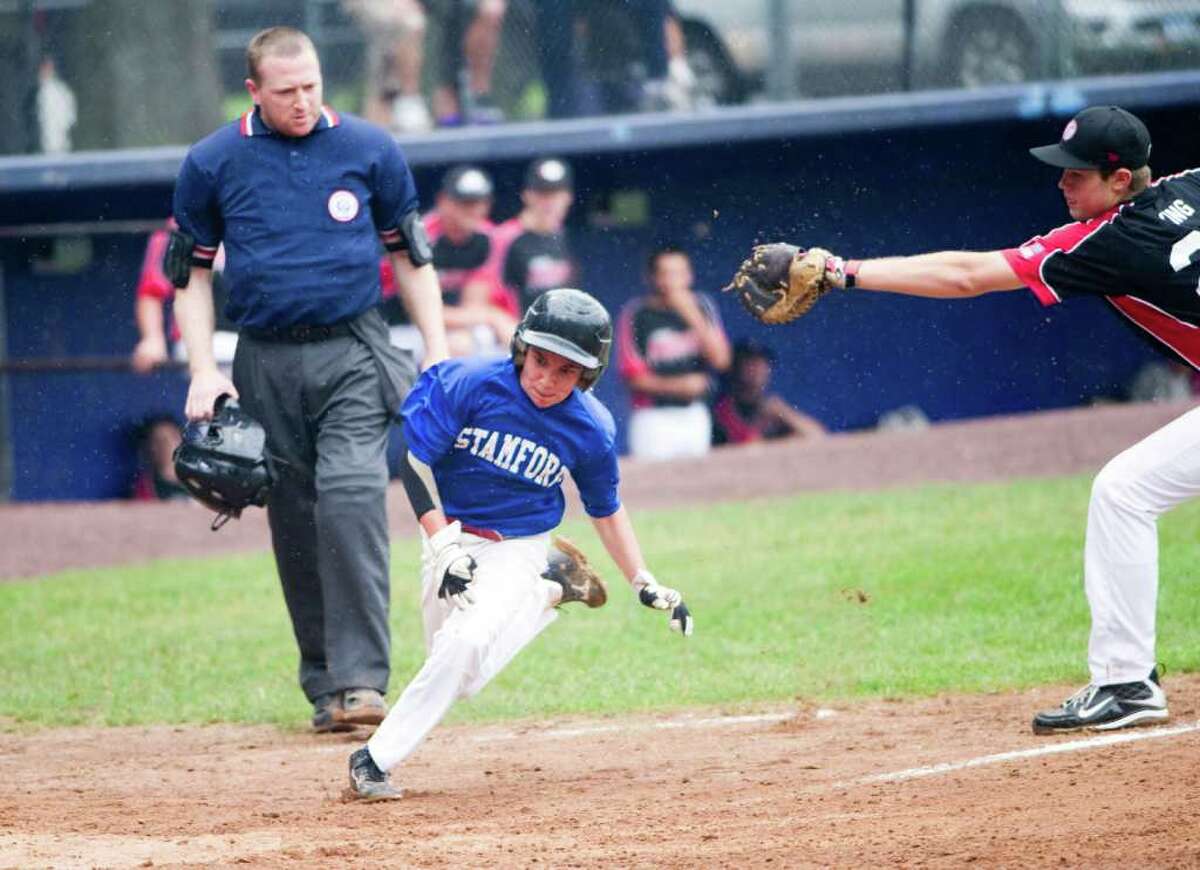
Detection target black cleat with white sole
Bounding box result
[348,747,403,801]
[1032,668,1168,735]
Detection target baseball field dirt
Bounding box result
[2,679,1199,868]
[3,400,1199,867]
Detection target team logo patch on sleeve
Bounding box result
[328,190,360,223]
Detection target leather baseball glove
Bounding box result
[543,536,608,608]
[723,244,840,324]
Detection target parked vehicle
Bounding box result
[671,0,1200,104]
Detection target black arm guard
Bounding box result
[393,210,434,267]
[394,423,439,518]
[163,229,196,289]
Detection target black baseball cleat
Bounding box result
[1032,669,1168,735]
[348,747,402,801]
[312,693,356,734]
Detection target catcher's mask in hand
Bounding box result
[173,394,274,530]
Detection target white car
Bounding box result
[671,0,1200,103]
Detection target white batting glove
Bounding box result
[633,569,694,637]
[428,521,477,611]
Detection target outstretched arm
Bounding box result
[589,505,647,582]
[591,507,693,636]
[853,250,1025,298]
[725,244,1028,327]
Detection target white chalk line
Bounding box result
[470,711,797,742]
[312,710,799,754]
[845,719,1200,786]
[319,708,1200,790]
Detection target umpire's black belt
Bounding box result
[242,321,354,343]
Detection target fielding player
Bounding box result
[347,288,693,800]
[726,105,1198,734]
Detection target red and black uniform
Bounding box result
[486,217,575,316]
[711,394,790,445]
[381,212,499,324]
[1002,170,1200,367]
[616,294,723,408]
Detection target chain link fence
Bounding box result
[3,0,1200,153]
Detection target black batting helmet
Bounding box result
[511,288,612,391]
[173,396,273,530]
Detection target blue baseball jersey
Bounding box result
[402,356,621,537]
[172,107,419,329]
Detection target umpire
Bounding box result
[170,26,449,732]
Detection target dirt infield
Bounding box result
[4,400,1200,867]
[3,678,1199,868]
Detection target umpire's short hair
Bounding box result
[246,26,316,82]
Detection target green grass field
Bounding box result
[4,474,1199,731]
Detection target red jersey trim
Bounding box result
[616,300,651,383]
[1107,295,1200,371]
[192,243,218,266]
[240,106,338,137]
[1003,201,1131,307]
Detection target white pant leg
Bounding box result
[1085,404,1200,685]
[368,533,558,772]
[628,402,713,462]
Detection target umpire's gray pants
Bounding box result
[233,325,395,703]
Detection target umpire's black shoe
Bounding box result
[311,693,356,734]
[348,747,402,801]
[1032,669,1168,735]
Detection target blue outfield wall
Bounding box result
[2,86,1196,500]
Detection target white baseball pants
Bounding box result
[1085,403,1200,685]
[627,402,713,462]
[367,531,560,772]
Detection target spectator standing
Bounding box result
[712,339,826,445]
[486,157,578,315]
[343,0,434,133]
[536,0,695,118]
[617,245,731,460]
[171,27,449,733]
[32,55,76,154]
[432,0,509,125]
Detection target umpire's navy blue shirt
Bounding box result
[173,106,419,329]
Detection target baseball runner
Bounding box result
[348,288,693,800]
[725,105,1199,734]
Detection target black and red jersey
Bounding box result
[380,210,500,325]
[617,293,724,409]
[1002,169,1200,368]
[487,217,576,315]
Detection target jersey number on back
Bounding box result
[1170,231,1200,295]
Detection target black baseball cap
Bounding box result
[524,157,573,192]
[1029,106,1151,171]
[440,165,493,201]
